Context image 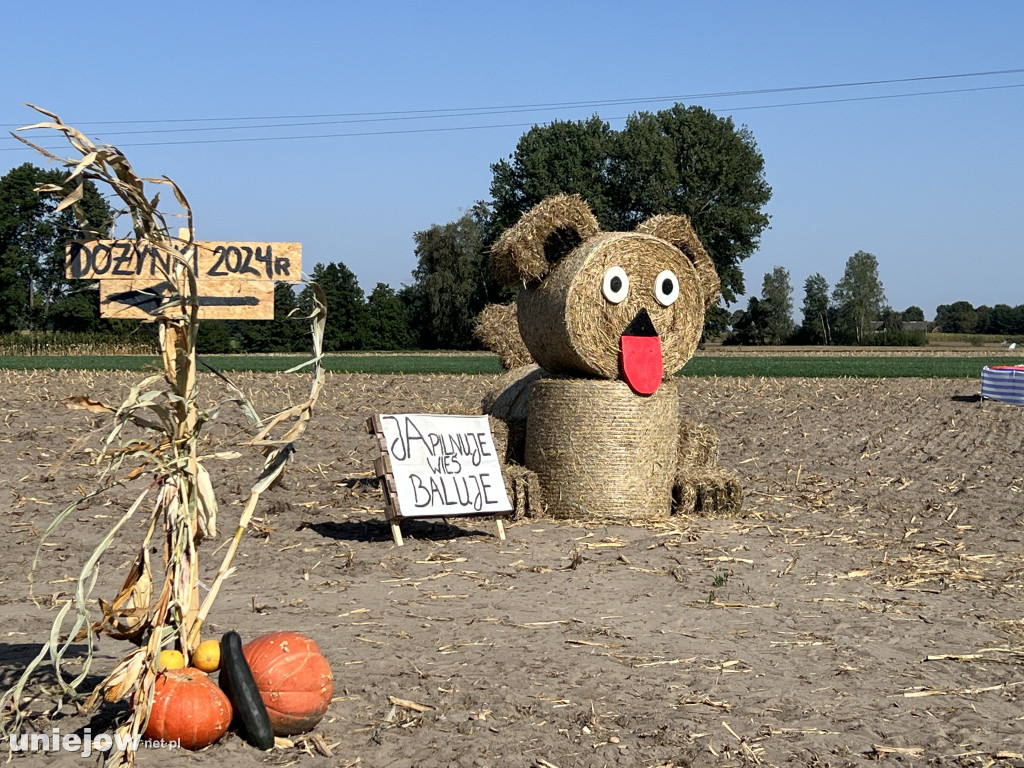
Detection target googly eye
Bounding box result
[654,270,679,306]
[602,266,629,304]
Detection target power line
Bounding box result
[3,71,1022,151]
[4,66,1022,130]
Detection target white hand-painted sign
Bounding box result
[377,413,511,518]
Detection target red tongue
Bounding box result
[620,334,663,395]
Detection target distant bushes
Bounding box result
[869,330,928,347]
[0,331,158,356]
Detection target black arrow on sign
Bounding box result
[106,282,261,312]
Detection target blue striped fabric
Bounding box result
[981,366,1024,406]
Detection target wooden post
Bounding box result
[366,416,405,546]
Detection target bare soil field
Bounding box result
[1,370,1022,767]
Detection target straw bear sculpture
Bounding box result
[479,194,742,520]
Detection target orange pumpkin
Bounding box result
[144,668,232,749]
[242,631,333,735]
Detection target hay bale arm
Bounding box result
[474,302,533,370]
[677,418,720,471]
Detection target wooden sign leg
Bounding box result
[495,517,506,541]
[390,521,404,547]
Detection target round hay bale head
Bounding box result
[524,378,678,520]
[517,232,705,380]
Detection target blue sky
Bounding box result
[2,1,1022,321]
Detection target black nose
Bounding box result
[623,306,658,337]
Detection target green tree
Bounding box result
[195,321,235,353]
[49,289,101,331]
[799,273,832,345]
[982,304,1017,334]
[879,306,904,331]
[703,304,731,340]
[975,305,993,335]
[612,106,772,302]
[0,162,112,331]
[759,266,795,344]
[301,261,367,351]
[489,116,616,237]
[489,105,772,304]
[934,301,978,334]
[411,211,492,349]
[832,251,886,344]
[365,282,414,350]
[230,283,307,353]
[901,306,925,322]
[268,282,307,352]
[397,283,431,349]
[728,297,769,345]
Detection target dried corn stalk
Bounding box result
[0,106,326,766]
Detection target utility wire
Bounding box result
[48,83,1024,149]
[3,69,1022,150]
[4,66,1022,130]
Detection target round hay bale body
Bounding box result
[525,378,678,520]
[517,232,705,381]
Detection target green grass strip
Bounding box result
[678,356,1024,378]
[1,354,1020,378]
[0,355,160,371]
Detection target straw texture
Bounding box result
[525,378,678,520]
[678,419,720,468]
[484,364,544,465]
[674,467,744,518]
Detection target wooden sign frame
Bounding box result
[366,414,511,546]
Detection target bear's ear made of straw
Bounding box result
[491,194,600,287]
[637,214,721,309]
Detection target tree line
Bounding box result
[729,253,1024,347]
[3,105,1019,353]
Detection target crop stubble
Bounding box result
[0,370,1022,767]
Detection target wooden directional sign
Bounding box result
[65,239,302,320]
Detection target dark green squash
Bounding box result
[219,631,274,750]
